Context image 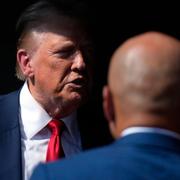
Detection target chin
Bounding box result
[70,91,87,104]
[71,92,83,101]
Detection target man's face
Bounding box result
[23,30,92,117]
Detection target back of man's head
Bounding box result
[104,32,180,138]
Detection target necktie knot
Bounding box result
[47,119,64,135]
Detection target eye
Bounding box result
[55,46,77,59]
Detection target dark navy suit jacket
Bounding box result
[31,132,180,180]
[0,91,22,180]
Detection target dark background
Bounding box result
[0,0,179,147]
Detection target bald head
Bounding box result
[106,32,180,135]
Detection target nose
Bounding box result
[71,51,86,71]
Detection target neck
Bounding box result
[115,113,180,138]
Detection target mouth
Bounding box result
[67,78,87,88]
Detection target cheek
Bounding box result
[33,58,56,78]
[51,61,72,81]
[32,62,57,89]
[32,57,71,89]
[50,60,70,73]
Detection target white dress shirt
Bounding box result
[19,82,82,180]
[121,126,180,141]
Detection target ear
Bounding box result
[103,86,117,138]
[17,49,34,78]
[103,85,115,123]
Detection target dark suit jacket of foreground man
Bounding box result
[31,132,180,180]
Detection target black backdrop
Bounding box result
[0,0,179,147]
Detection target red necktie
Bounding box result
[46,119,64,162]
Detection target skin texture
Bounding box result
[17,22,92,119]
[103,32,180,138]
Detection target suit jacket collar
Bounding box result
[114,132,180,152]
[0,90,22,180]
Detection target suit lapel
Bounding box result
[0,91,22,180]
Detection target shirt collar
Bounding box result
[19,82,79,140]
[121,127,180,141]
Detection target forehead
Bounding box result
[33,31,76,49]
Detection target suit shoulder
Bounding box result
[34,140,180,180]
[0,90,20,103]
[0,90,20,132]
